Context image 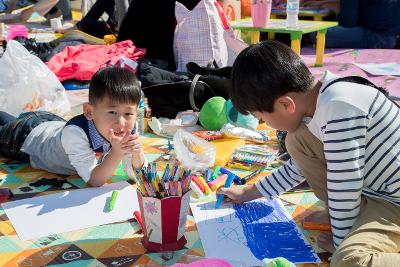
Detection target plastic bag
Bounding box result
[174,0,229,72]
[173,129,216,170]
[0,40,70,116]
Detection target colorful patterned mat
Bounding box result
[0,132,330,266]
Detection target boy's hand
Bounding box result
[216,184,263,204]
[109,130,143,155]
[109,129,131,156]
[121,134,143,155]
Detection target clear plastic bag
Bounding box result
[173,129,216,170]
[0,40,70,116]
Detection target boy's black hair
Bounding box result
[230,40,314,114]
[89,66,141,105]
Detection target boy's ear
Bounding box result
[83,103,94,120]
[277,96,296,114]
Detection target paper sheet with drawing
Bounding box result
[2,181,139,241]
[354,62,400,76]
[190,199,320,266]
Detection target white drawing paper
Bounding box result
[354,62,400,76]
[190,198,320,266]
[2,181,139,241]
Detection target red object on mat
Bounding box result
[46,40,146,82]
[0,188,11,203]
[137,190,191,252]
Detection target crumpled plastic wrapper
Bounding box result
[148,117,203,138]
[173,129,216,170]
[221,123,268,144]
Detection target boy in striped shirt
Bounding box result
[217,40,400,267]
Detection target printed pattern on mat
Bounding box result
[0,132,330,266]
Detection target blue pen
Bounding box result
[215,173,235,208]
[219,167,242,184]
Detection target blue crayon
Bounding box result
[219,167,242,184]
[162,164,170,182]
[167,139,173,151]
[151,162,157,180]
[205,169,213,183]
[215,173,235,208]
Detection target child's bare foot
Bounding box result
[303,209,330,224]
[317,232,336,254]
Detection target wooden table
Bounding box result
[230,18,338,67]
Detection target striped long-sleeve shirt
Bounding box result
[255,71,400,247]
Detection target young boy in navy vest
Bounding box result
[217,41,400,267]
[0,66,145,187]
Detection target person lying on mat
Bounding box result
[0,66,146,187]
[0,0,58,23]
[217,40,400,267]
[57,0,130,37]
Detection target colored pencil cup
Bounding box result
[137,190,191,251]
[251,1,272,28]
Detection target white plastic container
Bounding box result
[137,90,145,135]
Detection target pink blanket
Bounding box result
[301,48,400,98]
[46,40,146,82]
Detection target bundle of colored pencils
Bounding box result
[134,162,192,199]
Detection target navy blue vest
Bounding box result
[65,114,137,154]
[65,114,106,153]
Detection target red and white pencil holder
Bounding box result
[137,190,191,251]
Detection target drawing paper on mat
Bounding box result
[354,62,400,76]
[190,198,320,266]
[2,181,139,241]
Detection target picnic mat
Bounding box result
[0,131,330,267]
[302,48,400,98]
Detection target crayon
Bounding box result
[134,170,148,195]
[302,221,331,231]
[174,166,182,181]
[205,169,213,183]
[137,184,147,196]
[134,211,143,230]
[208,174,227,191]
[164,180,170,196]
[147,180,157,195]
[108,191,118,211]
[182,174,191,193]
[215,173,235,208]
[241,166,267,185]
[176,179,182,196]
[211,166,221,180]
[157,182,165,198]
[143,181,154,197]
[162,163,170,181]
[197,176,212,195]
[167,139,173,151]
[190,182,204,197]
[151,179,160,192]
[151,162,157,180]
[169,179,175,196]
[227,161,253,171]
[219,167,242,184]
[191,176,205,192]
